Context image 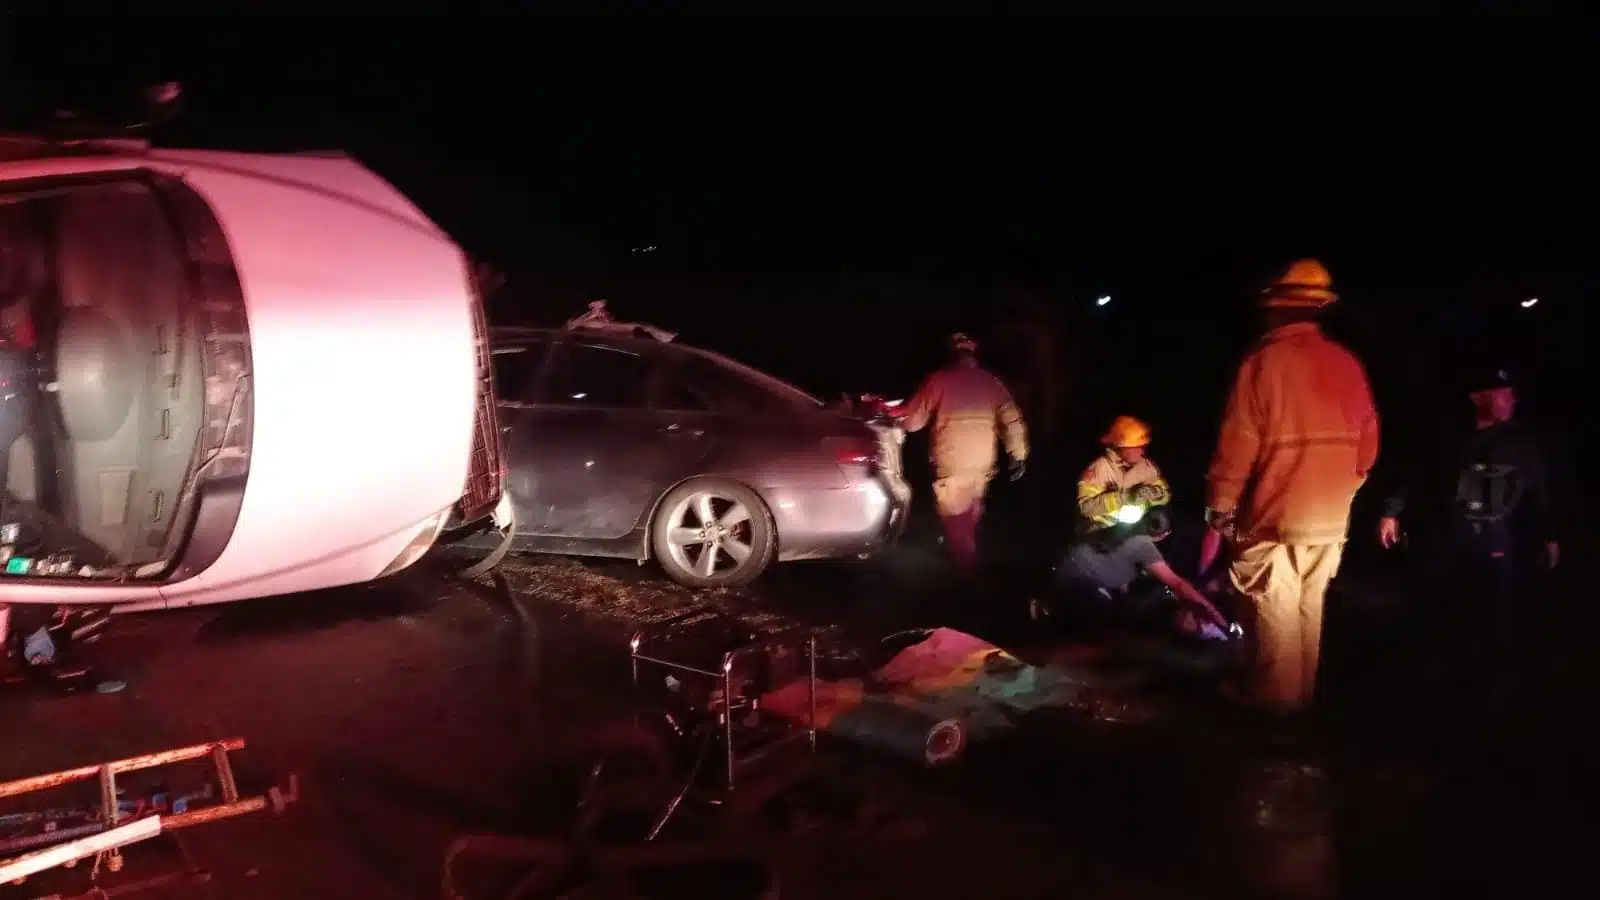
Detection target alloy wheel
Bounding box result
[663,490,756,579]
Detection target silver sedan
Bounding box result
[458,321,911,587]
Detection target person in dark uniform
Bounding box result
[1378,365,1559,699]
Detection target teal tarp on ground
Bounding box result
[764,628,1092,761]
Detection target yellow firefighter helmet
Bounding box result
[1260,258,1338,308]
[1101,415,1152,448]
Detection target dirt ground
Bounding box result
[2,522,1598,900]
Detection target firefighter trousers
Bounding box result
[931,467,992,578]
[1228,539,1345,714]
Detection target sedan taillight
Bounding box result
[826,437,880,477]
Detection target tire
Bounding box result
[650,478,775,589]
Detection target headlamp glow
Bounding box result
[1115,504,1146,525]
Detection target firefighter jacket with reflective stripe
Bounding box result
[1077,451,1171,531]
[902,357,1029,476]
[1206,322,1380,546]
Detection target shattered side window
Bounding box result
[538,343,655,409]
[491,340,548,402]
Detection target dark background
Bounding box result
[5,16,1595,537]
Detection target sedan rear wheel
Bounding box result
[651,479,774,588]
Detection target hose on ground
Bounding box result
[479,570,541,747]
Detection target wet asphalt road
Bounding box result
[2,524,1598,900]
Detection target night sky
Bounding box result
[6,16,1598,511]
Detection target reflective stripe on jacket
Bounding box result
[1077,451,1171,530]
[902,357,1029,476]
[1206,322,1380,546]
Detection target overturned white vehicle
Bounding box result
[0,136,509,643]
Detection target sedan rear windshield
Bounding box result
[676,351,822,416]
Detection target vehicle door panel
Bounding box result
[525,343,712,541]
[645,362,725,482]
[657,353,817,482]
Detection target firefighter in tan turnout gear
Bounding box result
[1077,416,1171,533]
[1205,259,1380,715]
[901,333,1029,578]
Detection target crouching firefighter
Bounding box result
[1378,365,1558,698]
[1077,415,1171,533]
[901,333,1029,579]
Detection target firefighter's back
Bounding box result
[928,363,1011,472]
[1246,325,1376,545]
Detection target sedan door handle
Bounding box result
[659,423,703,437]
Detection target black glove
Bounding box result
[1008,458,1026,482]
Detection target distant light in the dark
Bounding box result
[1521,297,1539,309]
[631,245,658,255]
[1096,295,1112,307]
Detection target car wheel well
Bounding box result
[640,475,777,562]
